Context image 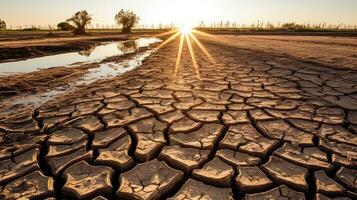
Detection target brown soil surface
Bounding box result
[201,34,357,70]
[0,32,357,200]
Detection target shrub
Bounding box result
[0,19,6,30]
[281,22,305,30]
[115,9,140,33]
[67,10,92,35]
[57,22,75,31]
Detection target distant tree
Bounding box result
[281,22,304,30]
[67,10,92,35]
[115,9,140,33]
[57,22,75,31]
[0,19,6,30]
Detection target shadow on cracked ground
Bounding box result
[0,34,357,200]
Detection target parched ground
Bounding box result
[0,34,357,200]
[203,34,357,70]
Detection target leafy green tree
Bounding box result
[115,9,140,33]
[67,10,92,35]
[57,22,75,31]
[0,19,6,30]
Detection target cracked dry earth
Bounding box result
[1,35,357,200]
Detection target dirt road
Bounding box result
[0,33,356,199]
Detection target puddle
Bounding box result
[76,50,152,85]
[0,37,161,76]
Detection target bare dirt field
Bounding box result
[202,34,357,70]
[0,32,356,200]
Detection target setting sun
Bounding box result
[180,25,192,34]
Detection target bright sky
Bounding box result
[1,0,357,27]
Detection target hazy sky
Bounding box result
[1,0,357,27]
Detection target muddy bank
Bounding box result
[0,36,161,111]
[0,30,170,62]
[0,35,131,62]
[0,63,98,95]
[0,43,156,95]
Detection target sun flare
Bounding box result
[180,25,193,34]
[155,27,217,80]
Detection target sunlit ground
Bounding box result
[155,25,218,80]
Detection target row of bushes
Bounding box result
[1,9,139,34]
[2,16,356,32]
[57,9,139,34]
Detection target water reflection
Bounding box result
[78,40,139,57]
[78,45,96,57]
[76,50,152,85]
[0,37,161,76]
[5,49,156,108]
[117,40,138,54]
[0,38,161,108]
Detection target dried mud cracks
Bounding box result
[1,38,357,200]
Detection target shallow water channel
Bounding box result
[0,37,162,108]
[0,37,161,75]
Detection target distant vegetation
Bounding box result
[115,9,140,33]
[0,19,6,30]
[57,22,75,31]
[66,10,92,35]
[196,21,357,32]
[1,18,357,33]
[281,23,305,30]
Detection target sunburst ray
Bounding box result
[185,33,201,79]
[153,29,179,37]
[153,28,213,80]
[189,32,216,63]
[156,31,181,50]
[174,33,185,77]
[192,29,230,43]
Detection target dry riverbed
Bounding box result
[0,32,357,200]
